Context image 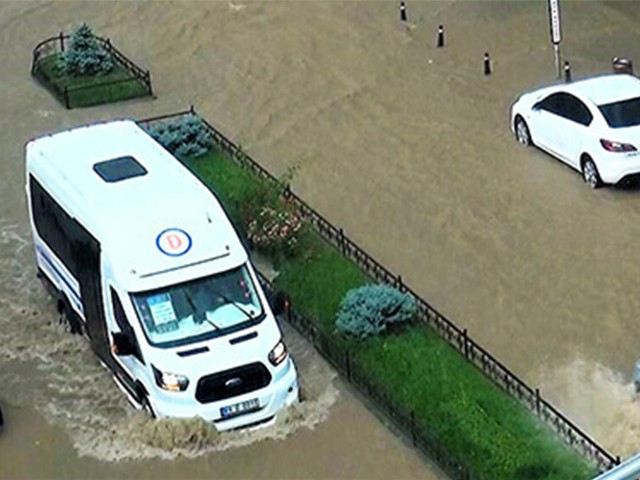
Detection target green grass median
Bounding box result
[185,149,596,480]
[34,53,149,108]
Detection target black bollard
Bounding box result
[399,1,407,22]
[564,60,571,82]
[483,52,491,75]
[436,25,445,48]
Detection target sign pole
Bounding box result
[554,43,561,79]
[548,0,563,79]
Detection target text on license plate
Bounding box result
[220,398,260,418]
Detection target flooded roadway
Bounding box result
[0,1,441,478]
[2,0,640,477]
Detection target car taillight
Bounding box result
[600,139,637,152]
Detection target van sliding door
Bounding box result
[73,229,110,364]
[29,176,112,366]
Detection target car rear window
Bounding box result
[599,97,640,128]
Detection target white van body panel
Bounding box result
[25,120,299,430]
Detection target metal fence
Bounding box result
[31,32,153,109]
[139,107,620,476]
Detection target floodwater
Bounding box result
[2,0,640,477]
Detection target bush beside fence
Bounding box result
[31,32,152,108]
[139,108,619,478]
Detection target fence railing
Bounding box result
[139,107,620,476]
[31,32,153,109]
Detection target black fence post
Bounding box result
[59,32,65,52]
[411,411,417,446]
[463,328,469,359]
[345,349,351,381]
[535,388,541,415]
[146,70,153,96]
[339,228,345,254]
[189,104,195,115]
[283,183,292,201]
[285,297,292,325]
[63,86,70,109]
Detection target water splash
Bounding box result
[0,219,339,461]
[535,356,640,458]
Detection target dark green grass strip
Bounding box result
[186,149,596,480]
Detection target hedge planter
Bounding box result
[32,27,153,109]
[141,110,611,480]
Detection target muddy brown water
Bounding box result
[2,0,640,477]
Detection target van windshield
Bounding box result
[130,264,264,348]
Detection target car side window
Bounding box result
[539,93,593,126]
[563,95,593,126]
[538,93,564,115]
[111,287,144,363]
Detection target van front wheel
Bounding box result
[140,393,156,419]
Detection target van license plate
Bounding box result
[221,398,260,418]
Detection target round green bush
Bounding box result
[336,284,416,340]
[146,115,213,161]
[59,23,113,76]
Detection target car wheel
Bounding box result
[515,116,532,146]
[582,157,602,189]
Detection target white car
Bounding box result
[510,74,640,188]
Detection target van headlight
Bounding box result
[152,365,189,391]
[268,340,288,366]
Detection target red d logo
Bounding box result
[156,228,192,257]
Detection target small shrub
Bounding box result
[59,23,113,76]
[146,115,213,161]
[246,205,303,258]
[336,284,416,340]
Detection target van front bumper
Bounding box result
[150,357,299,431]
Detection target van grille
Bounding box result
[195,362,271,403]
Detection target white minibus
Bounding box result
[25,120,299,430]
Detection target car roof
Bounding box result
[561,74,640,106]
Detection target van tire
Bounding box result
[57,297,83,335]
[139,391,156,419]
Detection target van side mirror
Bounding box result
[112,332,135,356]
[269,290,287,317]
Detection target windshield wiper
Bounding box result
[214,290,258,324]
[184,290,220,331]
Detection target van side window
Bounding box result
[29,175,79,277]
[111,288,144,363]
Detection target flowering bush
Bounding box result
[247,206,302,257]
